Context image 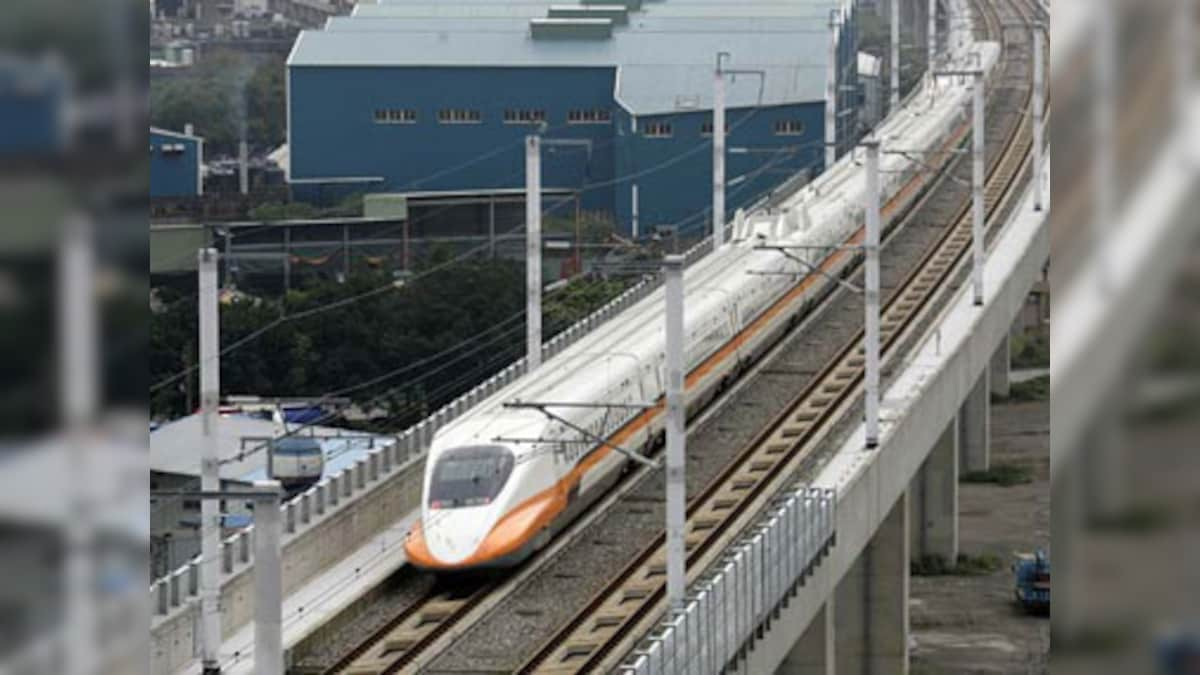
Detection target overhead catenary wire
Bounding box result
[154,99,797,385]
[151,220,532,393]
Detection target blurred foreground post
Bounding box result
[198,248,222,673]
[1177,0,1195,141]
[254,481,284,675]
[663,254,687,610]
[63,216,97,675]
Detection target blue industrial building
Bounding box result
[287,0,858,237]
[150,126,204,198]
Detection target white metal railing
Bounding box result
[150,231,720,620]
[617,487,836,675]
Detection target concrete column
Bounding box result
[959,369,990,474]
[909,418,959,565]
[835,492,909,675]
[989,333,1011,399]
[777,599,834,674]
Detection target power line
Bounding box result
[151,221,530,393]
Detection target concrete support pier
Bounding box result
[989,333,1011,398]
[959,370,990,473]
[778,600,835,674]
[909,418,959,565]
[835,492,909,675]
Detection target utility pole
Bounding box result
[1093,0,1115,288]
[198,248,222,674]
[525,135,543,371]
[524,135,591,368]
[826,9,839,170]
[928,0,937,80]
[713,53,727,249]
[971,70,985,305]
[574,193,582,275]
[663,254,687,609]
[631,183,640,239]
[891,0,901,112]
[152,485,285,675]
[253,481,284,675]
[1032,23,1045,212]
[862,140,881,449]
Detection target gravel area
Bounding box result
[291,566,438,671]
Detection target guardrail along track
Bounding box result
[518,1,1042,672]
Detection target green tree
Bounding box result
[246,56,286,150]
[150,51,286,155]
[150,262,635,425]
[151,78,238,150]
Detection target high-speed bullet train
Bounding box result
[405,41,1002,572]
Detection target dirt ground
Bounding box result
[909,397,1051,674]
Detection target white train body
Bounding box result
[406,40,1001,571]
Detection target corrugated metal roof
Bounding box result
[291,0,845,115]
[150,412,389,483]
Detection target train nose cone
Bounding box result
[424,508,493,565]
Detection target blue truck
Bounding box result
[1012,550,1050,614]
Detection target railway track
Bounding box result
[300,2,1044,673]
[322,578,493,675]
[517,0,1044,671]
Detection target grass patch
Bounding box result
[961,462,1034,487]
[911,553,1004,576]
[1011,332,1050,369]
[1007,375,1049,402]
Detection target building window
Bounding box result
[567,108,612,124]
[773,120,806,136]
[438,108,482,124]
[643,121,673,138]
[159,143,186,154]
[374,108,418,124]
[700,121,731,136]
[503,109,547,125]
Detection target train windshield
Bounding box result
[273,437,323,457]
[429,445,514,509]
